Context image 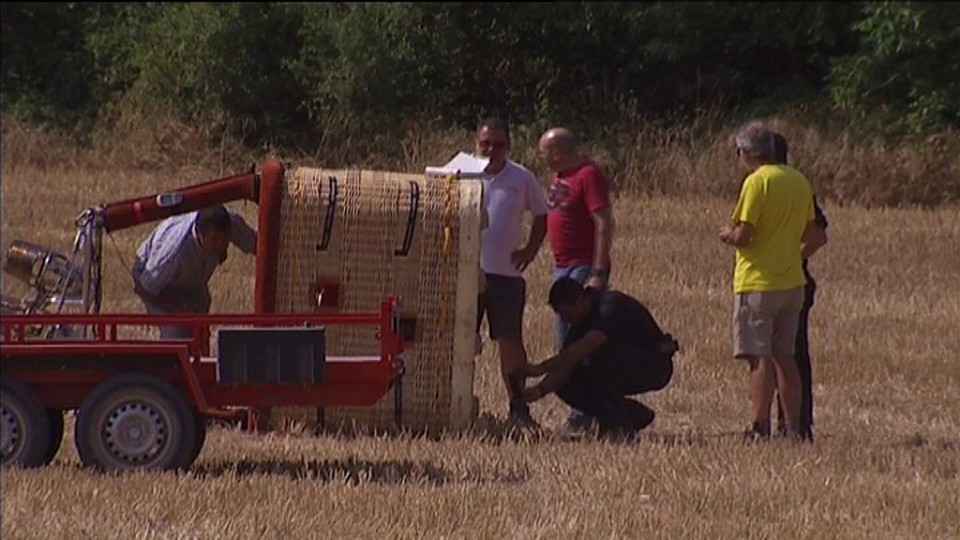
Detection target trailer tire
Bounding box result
[1,377,52,468]
[43,409,63,465]
[43,409,64,465]
[188,408,207,464]
[76,373,198,472]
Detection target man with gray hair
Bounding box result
[719,122,817,441]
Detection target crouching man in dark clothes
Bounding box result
[519,277,678,440]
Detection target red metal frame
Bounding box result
[91,157,285,314]
[0,297,405,414]
[2,159,409,430]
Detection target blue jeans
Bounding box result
[552,265,594,350]
[552,265,609,424]
[143,300,194,339]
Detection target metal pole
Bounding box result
[394,374,403,429]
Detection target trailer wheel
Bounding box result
[76,373,198,472]
[188,408,207,464]
[44,410,64,465]
[1,377,52,468]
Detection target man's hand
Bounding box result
[718,225,734,244]
[524,361,548,378]
[522,384,547,403]
[720,222,754,247]
[510,245,537,272]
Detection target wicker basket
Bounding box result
[262,167,483,433]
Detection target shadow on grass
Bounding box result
[215,413,960,451]
[233,415,780,447]
[191,457,530,486]
[900,432,957,450]
[225,412,562,446]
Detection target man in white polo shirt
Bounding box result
[474,118,549,429]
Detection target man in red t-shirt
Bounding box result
[538,127,616,434]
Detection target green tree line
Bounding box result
[2,2,958,150]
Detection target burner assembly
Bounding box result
[3,240,85,311]
[2,209,102,339]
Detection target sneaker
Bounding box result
[625,400,656,431]
[507,404,541,432]
[778,422,814,442]
[563,410,596,434]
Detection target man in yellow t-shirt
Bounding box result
[719,122,816,441]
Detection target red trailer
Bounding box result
[0,159,406,472]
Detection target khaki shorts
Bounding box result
[732,287,804,359]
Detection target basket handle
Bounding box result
[395,180,420,256]
[316,175,338,251]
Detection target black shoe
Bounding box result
[798,416,815,442]
[598,422,638,443]
[625,400,656,431]
[507,403,541,431]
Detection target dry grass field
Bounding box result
[1,154,959,539]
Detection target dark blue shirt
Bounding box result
[564,289,666,352]
[802,197,829,283]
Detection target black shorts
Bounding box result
[477,273,526,341]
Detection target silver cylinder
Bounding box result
[3,240,83,296]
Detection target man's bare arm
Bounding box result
[511,214,547,271]
[523,330,608,402]
[535,330,607,375]
[801,220,827,259]
[529,213,547,252]
[584,207,614,289]
[524,363,577,401]
[591,207,614,270]
[229,211,258,255]
[719,221,754,247]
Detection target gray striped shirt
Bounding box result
[131,210,256,313]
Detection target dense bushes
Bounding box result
[2,2,958,205]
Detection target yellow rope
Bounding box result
[441,173,455,255]
[435,172,457,409]
[291,168,303,311]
